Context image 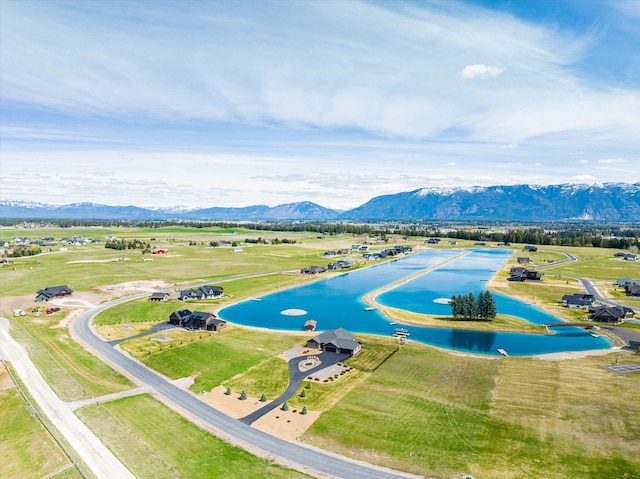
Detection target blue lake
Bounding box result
[218,249,612,356]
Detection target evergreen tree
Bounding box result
[483,291,497,320]
[465,292,478,320]
[281,401,289,411]
[301,406,308,415]
[260,393,267,402]
[239,390,247,400]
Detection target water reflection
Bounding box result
[450,329,496,352]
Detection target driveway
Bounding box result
[239,351,351,425]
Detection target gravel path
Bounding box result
[0,317,136,479]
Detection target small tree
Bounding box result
[299,389,306,398]
[281,401,289,411]
[301,406,308,415]
[305,381,311,389]
[239,390,247,400]
[260,393,267,402]
[224,386,232,395]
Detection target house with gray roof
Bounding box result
[306,327,361,356]
[617,278,640,288]
[35,285,73,302]
[562,293,595,309]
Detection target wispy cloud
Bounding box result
[598,158,628,164]
[460,64,504,79]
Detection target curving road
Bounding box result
[72,294,422,479]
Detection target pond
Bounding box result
[218,249,612,356]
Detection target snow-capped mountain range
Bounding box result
[2,183,640,221]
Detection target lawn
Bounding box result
[75,394,309,479]
[224,334,399,410]
[304,341,640,478]
[120,327,306,393]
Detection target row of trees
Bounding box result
[105,239,151,251]
[450,291,497,321]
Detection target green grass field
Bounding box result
[75,394,309,478]
[304,341,640,478]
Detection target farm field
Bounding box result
[2,225,639,479]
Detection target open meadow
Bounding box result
[2,225,639,478]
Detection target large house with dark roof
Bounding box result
[306,327,361,356]
[561,293,595,309]
[168,309,226,331]
[589,305,635,323]
[35,285,73,302]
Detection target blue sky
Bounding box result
[1,0,638,210]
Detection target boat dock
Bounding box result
[497,348,509,356]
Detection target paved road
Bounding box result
[240,351,351,425]
[0,317,136,479]
[72,295,421,479]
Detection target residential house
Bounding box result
[509,267,542,282]
[35,285,73,302]
[322,251,337,258]
[517,257,530,265]
[561,293,595,309]
[179,289,204,301]
[301,265,327,274]
[177,311,226,331]
[625,284,640,297]
[622,253,638,261]
[617,278,640,288]
[590,305,635,323]
[149,292,169,302]
[199,285,224,298]
[169,309,192,326]
[306,327,361,356]
[524,245,538,252]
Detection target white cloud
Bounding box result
[598,158,628,164]
[447,161,456,166]
[460,64,505,79]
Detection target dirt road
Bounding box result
[0,317,136,479]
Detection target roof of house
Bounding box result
[562,293,594,305]
[189,311,215,321]
[310,327,359,351]
[36,285,73,297]
[170,309,192,319]
[592,305,634,320]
